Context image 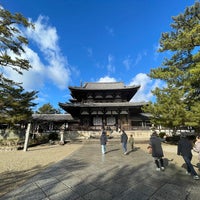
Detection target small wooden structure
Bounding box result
[31,114,77,132]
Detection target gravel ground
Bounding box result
[0,142,83,197]
[0,141,199,198]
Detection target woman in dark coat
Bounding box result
[149,131,165,171]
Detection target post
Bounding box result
[59,124,65,145]
[23,123,31,152]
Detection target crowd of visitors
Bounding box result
[100,127,200,180]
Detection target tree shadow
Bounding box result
[0,163,51,197]
[0,143,197,200]
[0,158,88,199]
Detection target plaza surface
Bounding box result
[1,141,200,200]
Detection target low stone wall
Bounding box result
[127,130,151,140]
[63,130,151,141]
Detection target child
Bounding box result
[129,134,134,151]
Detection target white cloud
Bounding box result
[27,16,59,52]
[129,73,162,102]
[134,53,142,66]
[2,14,73,110]
[107,54,115,73]
[123,56,132,70]
[4,15,72,91]
[98,76,117,82]
[122,51,147,70]
[25,15,71,90]
[3,46,46,90]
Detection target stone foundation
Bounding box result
[63,130,151,141]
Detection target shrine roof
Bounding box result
[32,114,73,122]
[59,101,148,108]
[69,82,140,90]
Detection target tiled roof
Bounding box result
[70,82,140,90]
[60,101,148,108]
[84,82,125,89]
[32,114,73,121]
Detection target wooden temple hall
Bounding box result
[59,82,151,131]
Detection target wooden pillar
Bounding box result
[23,123,31,152]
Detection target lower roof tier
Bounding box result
[59,101,148,118]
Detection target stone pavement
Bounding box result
[1,141,200,200]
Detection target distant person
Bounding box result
[100,128,107,154]
[193,135,200,163]
[129,134,135,151]
[121,129,128,154]
[149,131,165,171]
[177,133,199,180]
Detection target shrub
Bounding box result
[48,132,58,141]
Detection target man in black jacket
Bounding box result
[177,133,199,180]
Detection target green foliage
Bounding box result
[0,80,38,124]
[143,2,200,131]
[36,103,61,114]
[0,8,37,125]
[0,8,34,75]
[48,132,59,141]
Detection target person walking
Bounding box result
[129,134,135,151]
[177,133,199,180]
[100,128,107,154]
[193,135,200,163]
[149,131,165,171]
[121,129,128,154]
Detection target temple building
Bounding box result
[59,82,150,130]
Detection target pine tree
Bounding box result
[0,8,37,125]
[0,78,37,124]
[143,2,200,132]
[36,103,61,114]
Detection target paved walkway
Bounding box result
[1,141,200,200]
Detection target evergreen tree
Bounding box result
[0,7,37,125]
[143,2,200,132]
[0,78,37,124]
[0,8,34,79]
[36,103,61,114]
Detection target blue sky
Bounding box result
[1,0,196,112]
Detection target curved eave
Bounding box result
[59,102,147,109]
[69,86,140,101]
[32,114,73,122]
[69,85,140,92]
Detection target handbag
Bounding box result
[147,145,152,154]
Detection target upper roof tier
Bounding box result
[69,82,140,90]
[68,82,140,102]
